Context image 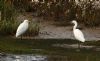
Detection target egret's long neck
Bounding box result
[73,22,77,30]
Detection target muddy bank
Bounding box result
[17,13,100,41]
[34,20,100,41]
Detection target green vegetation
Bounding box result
[25,22,39,36]
[0,0,39,36]
[0,20,19,35]
[1,0,100,27]
[0,20,39,36]
[0,0,100,36]
[0,0,3,11]
[27,0,100,27]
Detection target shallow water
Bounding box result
[0,54,47,61]
[0,53,100,61]
[0,37,100,61]
[0,54,69,61]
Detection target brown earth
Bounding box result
[17,12,100,41]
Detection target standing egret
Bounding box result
[71,20,85,48]
[16,20,29,39]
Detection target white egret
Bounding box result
[16,20,29,39]
[72,20,85,48]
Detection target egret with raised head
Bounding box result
[71,20,85,48]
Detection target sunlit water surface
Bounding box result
[0,54,68,61]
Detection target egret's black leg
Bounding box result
[78,41,81,49]
[77,41,81,52]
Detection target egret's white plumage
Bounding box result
[16,20,29,37]
[72,20,85,42]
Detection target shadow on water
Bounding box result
[0,36,100,61]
